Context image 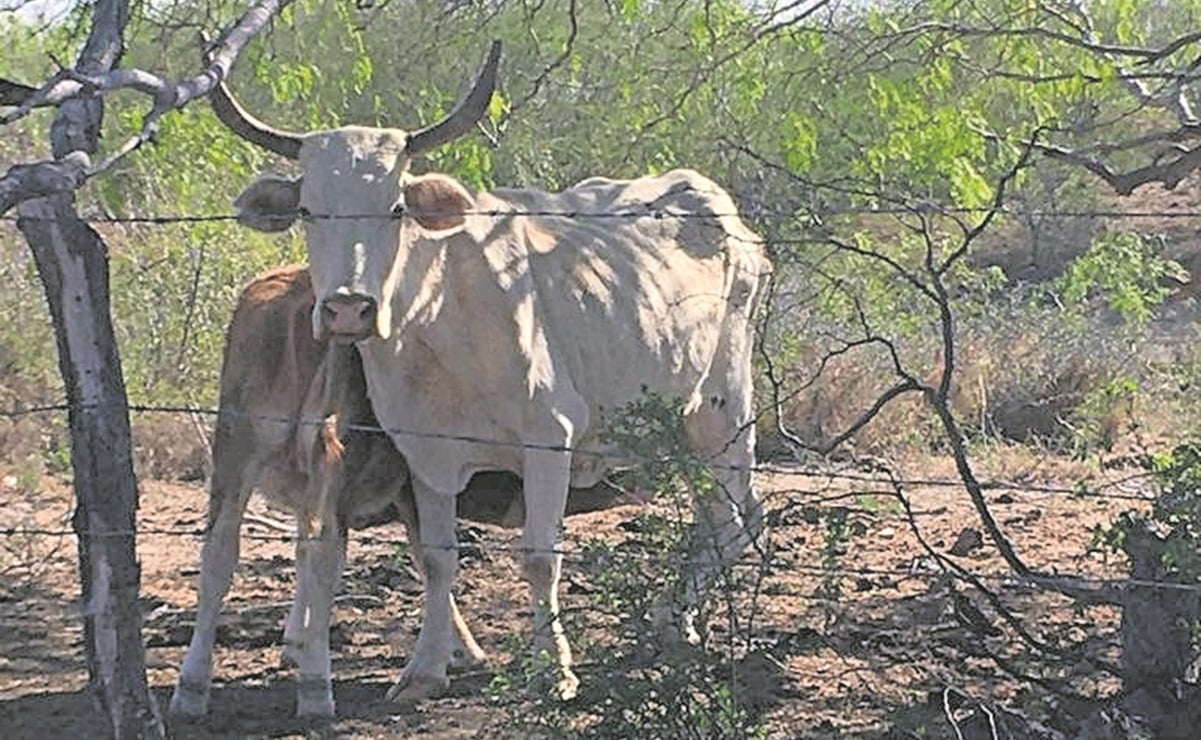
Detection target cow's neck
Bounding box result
[371,219,561,418]
[385,237,450,335]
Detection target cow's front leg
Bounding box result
[289,512,345,717]
[523,446,578,701]
[386,480,457,702]
[394,494,487,669]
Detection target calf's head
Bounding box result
[218,42,500,341]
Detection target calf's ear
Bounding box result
[402,174,474,233]
[234,175,303,232]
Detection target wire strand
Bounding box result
[0,400,1158,503]
[5,205,1201,226]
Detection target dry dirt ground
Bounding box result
[0,455,1145,739]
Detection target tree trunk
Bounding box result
[14,0,163,736]
[18,198,163,738]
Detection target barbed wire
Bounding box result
[4,205,1201,226]
[0,518,1185,599]
[0,399,1157,503]
[0,192,1184,652]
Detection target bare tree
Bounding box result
[0,1,292,736]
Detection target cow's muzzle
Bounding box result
[320,293,378,340]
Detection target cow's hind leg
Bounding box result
[669,360,764,644]
[171,454,256,715]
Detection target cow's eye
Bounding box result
[390,201,406,219]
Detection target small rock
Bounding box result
[948,527,984,556]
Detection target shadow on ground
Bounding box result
[0,677,509,740]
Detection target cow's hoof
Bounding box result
[169,679,210,716]
[385,671,449,703]
[296,676,335,718]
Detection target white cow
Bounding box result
[210,41,770,703]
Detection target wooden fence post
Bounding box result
[12,1,163,735]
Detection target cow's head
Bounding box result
[216,42,500,342]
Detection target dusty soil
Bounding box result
[0,455,1145,738]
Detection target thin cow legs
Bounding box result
[661,372,763,645]
[287,514,345,716]
[521,446,578,700]
[387,482,458,701]
[170,476,254,715]
[396,510,487,669]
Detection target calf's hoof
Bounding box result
[169,679,211,716]
[296,676,336,717]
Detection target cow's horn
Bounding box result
[210,77,304,160]
[406,40,501,157]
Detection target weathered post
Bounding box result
[14,1,163,736]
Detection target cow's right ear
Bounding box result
[234,175,303,232]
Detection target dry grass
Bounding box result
[760,300,1198,461]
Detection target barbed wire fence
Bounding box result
[1,193,1198,735]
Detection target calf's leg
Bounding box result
[289,510,344,716]
[171,453,256,715]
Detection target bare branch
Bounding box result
[939,128,1041,273]
[812,378,923,454]
[636,0,832,135]
[0,70,74,122]
[0,0,295,214]
[0,78,39,106]
[868,3,1201,196]
[0,153,91,216]
[1037,139,1201,195]
[508,0,577,116]
[883,21,1176,62]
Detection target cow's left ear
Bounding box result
[234,175,303,233]
[402,174,474,232]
